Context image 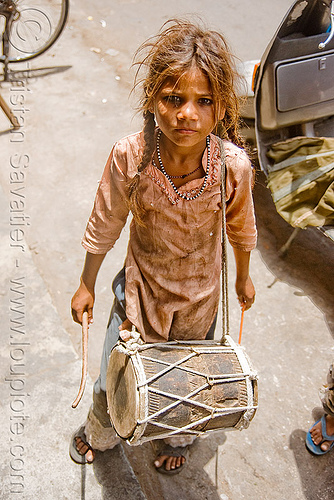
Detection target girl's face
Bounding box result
[151,67,225,152]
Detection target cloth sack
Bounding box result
[266,136,334,228]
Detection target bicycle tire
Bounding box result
[0,0,69,63]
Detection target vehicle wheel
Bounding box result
[1,0,69,63]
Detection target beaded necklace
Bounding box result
[154,130,210,201]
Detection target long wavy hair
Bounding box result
[128,18,245,224]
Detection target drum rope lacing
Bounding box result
[137,353,253,388]
[116,336,258,437]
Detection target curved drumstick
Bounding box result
[72,311,89,408]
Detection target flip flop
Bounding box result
[69,425,95,464]
[305,415,334,455]
[154,444,189,475]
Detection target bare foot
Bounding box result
[75,436,95,463]
[310,415,334,451]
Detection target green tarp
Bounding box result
[266,136,334,229]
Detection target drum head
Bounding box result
[106,348,138,439]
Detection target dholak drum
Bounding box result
[106,335,258,445]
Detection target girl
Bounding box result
[70,19,257,473]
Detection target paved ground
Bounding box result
[0,1,333,499]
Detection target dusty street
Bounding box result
[0,1,333,499]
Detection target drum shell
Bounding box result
[106,336,258,445]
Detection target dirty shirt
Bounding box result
[82,131,257,342]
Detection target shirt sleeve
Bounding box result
[225,146,257,252]
[81,143,131,254]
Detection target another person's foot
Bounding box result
[69,425,96,464]
[310,414,334,451]
[154,444,188,474]
[306,414,334,455]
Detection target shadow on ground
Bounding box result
[93,444,146,499]
[123,432,228,500]
[253,171,334,336]
[290,423,334,500]
[1,65,72,83]
[75,434,228,500]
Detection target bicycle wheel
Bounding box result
[2,0,69,63]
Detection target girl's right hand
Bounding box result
[71,279,95,325]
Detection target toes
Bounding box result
[164,456,179,471]
[172,456,184,470]
[320,441,331,451]
[75,437,95,462]
[310,422,323,444]
[154,454,168,468]
[85,449,95,463]
[311,433,322,445]
[75,437,88,454]
[154,454,185,471]
[166,457,175,470]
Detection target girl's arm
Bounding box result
[71,252,106,325]
[232,247,255,310]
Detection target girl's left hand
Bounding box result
[235,275,255,311]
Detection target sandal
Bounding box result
[305,415,334,455]
[154,443,189,475]
[69,425,95,464]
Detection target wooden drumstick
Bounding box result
[238,303,246,345]
[72,311,89,408]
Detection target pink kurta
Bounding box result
[82,131,257,342]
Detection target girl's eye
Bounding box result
[164,95,182,106]
[199,98,213,106]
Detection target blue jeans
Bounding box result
[94,268,127,395]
